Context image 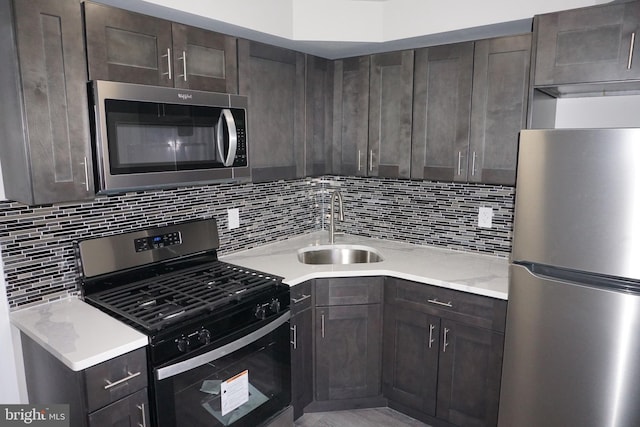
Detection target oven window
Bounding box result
[105,99,224,174]
[154,321,291,427]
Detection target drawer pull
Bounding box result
[292,294,311,304]
[104,371,141,390]
[290,325,297,349]
[137,403,147,427]
[427,298,453,308]
[428,323,435,349]
[628,32,636,70]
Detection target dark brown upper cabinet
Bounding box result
[368,50,414,179]
[0,0,94,205]
[469,34,531,186]
[534,1,640,89]
[84,1,238,93]
[238,40,305,182]
[411,42,474,182]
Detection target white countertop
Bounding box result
[221,232,509,300]
[10,297,148,371]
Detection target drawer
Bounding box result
[88,388,149,427]
[385,277,506,332]
[84,347,148,412]
[290,281,313,314]
[315,277,383,306]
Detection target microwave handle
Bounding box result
[216,109,238,167]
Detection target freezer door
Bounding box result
[499,264,640,427]
[513,128,640,280]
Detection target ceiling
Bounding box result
[95,0,612,59]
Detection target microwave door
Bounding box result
[216,109,238,167]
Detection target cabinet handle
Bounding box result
[290,325,297,349]
[137,403,147,427]
[292,294,311,304]
[358,150,362,171]
[428,323,435,349]
[369,149,373,172]
[427,298,453,308]
[83,157,90,192]
[104,371,141,390]
[471,151,477,176]
[628,32,636,70]
[162,48,172,80]
[178,50,187,81]
[457,151,463,176]
[443,328,450,353]
[321,314,325,338]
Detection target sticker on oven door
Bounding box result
[220,370,249,416]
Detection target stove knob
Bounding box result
[269,298,281,313]
[176,336,190,352]
[198,328,211,345]
[254,304,266,320]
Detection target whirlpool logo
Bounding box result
[0,405,69,427]
[178,93,193,100]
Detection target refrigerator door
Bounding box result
[499,264,640,427]
[513,129,640,280]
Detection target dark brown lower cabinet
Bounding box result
[290,284,314,419]
[383,278,506,427]
[315,303,382,401]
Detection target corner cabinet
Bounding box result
[534,1,640,87]
[0,0,94,205]
[305,55,334,176]
[20,333,149,427]
[84,1,238,93]
[238,40,305,182]
[382,278,506,427]
[313,277,383,406]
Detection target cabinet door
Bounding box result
[332,56,370,176]
[382,304,439,417]
[290,308,313,420]
[315,304,381,401]
[238,40,305,182]
[84,2,173,86]
[469,34,531,185]
[369,50,414,179]
[170,23,238,93]
[411,43,473,182]
[7,0,94,204]
[88,388,149,427]
[534,2,640,86]
[305,55,334,176]
[436,320,504,427]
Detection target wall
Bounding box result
[555,95,640,128]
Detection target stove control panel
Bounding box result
[254,298,283,320]
[134,231,182,252]
[176,327,212,352]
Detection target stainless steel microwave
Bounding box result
[89,80,250,194]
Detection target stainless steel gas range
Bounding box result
[76,218,291,427]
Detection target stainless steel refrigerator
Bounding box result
[499,129,640,427]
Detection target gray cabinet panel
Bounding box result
[291,305,313,420]
[238,40,305,182]
[84,1,173,86]
[470,34,531,185]
[305,55,334,176]
[411,43,474,181]
[87,389,149,427]
[369,50,414,179]
[0,0,93,205]
[534,2,640,86]
[332,56,370,176]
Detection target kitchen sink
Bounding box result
[297,245,383,265]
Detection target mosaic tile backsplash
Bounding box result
[0,176,514,309]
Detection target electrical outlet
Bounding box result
[228,208,240,230]
[478,207,493,228]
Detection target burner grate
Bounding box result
[85,261,282,332]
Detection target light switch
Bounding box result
[228,208,240,230]
[478,207,493,228]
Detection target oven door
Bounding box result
[153,312,291,427]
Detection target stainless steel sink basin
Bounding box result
[297,245,383,265]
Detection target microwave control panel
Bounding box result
[233,110,248,167]
[134,232,182,252]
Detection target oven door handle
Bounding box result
[155,311,290,381]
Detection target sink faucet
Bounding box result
[329,191,344,244]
